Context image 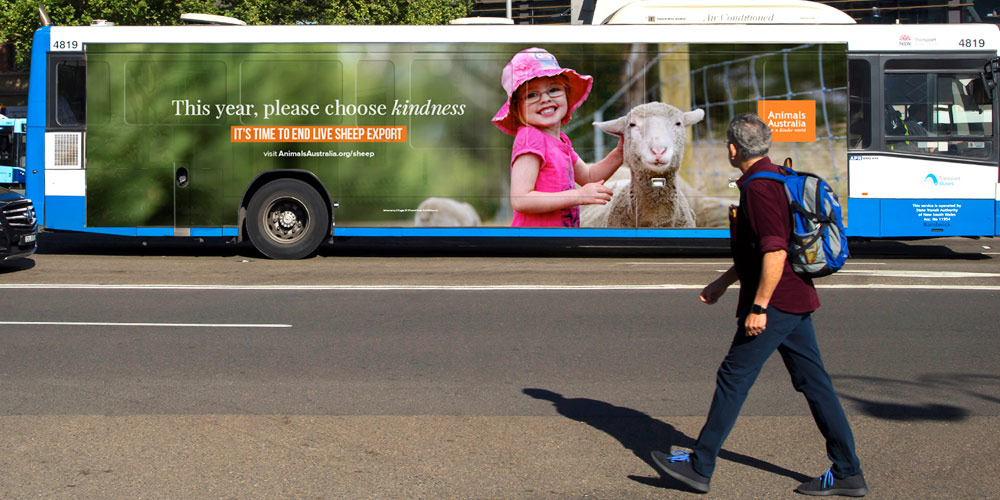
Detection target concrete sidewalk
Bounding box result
[1,415,995,499]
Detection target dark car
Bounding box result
[0,186,37,260]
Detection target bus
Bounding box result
[25,1,1000,258]
[0,115,27,188]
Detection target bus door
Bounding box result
[48,48,226,233]
[99,50,228,233]
[847,53,999,237]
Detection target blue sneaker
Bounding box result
[651,449,710,493]
[795,468,869,497]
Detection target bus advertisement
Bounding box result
[25,10,1000,258]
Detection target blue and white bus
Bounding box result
[24,1,1000,258]
[0,115,27,188]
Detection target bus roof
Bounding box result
[42,23,1000,53]
[596,0,855,26]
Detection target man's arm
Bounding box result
[700,266,738,305]
[745,249,786,336]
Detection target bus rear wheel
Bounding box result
[246,179,329,259]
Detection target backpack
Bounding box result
[743,158,848,278]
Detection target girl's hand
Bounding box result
[609,136,625,164]
[577,180,613,205]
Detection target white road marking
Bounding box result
[0,283,998,291]
[623,262,890,266]
[818,284,1000,290]
[619,262,733,266]
[836,270,1000,278]
[0,321,291,328]
[2,283,706,290]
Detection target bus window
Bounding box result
[55,59,86,127]
[848,58,872,149]
[884,70,993,159]
[0,126,12,163]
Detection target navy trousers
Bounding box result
[690,307,861,479]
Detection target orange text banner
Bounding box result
[756,100,815,143]
[231,126,407,143]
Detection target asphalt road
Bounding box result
[0,236,997,499]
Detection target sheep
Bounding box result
[413,197,482,227]
[581,102,705,228]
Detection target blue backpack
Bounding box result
[743,158,848,278]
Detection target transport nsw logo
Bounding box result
[757,100,815,142]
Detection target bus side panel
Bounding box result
[44,195,136,236]
[86,48,226,228]
[79,42,848,234]
[879,198,994,237]
[848,155,998,237]
[25,27,50,223]
[996,198,1000,236]
[845,197,879,237]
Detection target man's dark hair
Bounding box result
[727,113,771,158]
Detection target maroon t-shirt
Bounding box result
[731,157,820,315]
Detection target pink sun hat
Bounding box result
[492,47,593,136]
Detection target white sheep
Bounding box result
[413,197,482,227]
[581,102,705,228]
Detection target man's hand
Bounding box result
[699,280,728,305]
[745,311,766,336]
[700,267,737,305]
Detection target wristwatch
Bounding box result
[751,304,767,315]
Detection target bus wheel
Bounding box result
[246,179,329,259]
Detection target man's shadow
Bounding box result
[523,388,812,490]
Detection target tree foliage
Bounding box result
[0,0,473,69]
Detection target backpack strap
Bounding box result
[744,171,787,185]
[738,168,803,249]
[743,158,794,186]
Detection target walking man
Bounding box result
[651,113,868,497]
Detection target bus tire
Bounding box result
[246,178,329,259]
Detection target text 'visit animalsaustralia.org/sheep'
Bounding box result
[262,150,376,158]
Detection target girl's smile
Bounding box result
[519,77,568,137]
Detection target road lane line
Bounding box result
[618,262,733,265]
[0,321,292,328]
[836,270,1000,278]
[0,284,998,291]
[1,284,706,290]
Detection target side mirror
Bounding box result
[976,58,1000,102]
[966,78,991,106]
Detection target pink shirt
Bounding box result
[510,126,581,227]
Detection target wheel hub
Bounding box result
[278,210,297,228]
[264,197,309,242]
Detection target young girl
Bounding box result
[493,48,624,227]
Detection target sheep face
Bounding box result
[596,103,704,177]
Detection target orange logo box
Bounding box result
[231,125,407,143]
[757,100,815,142]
